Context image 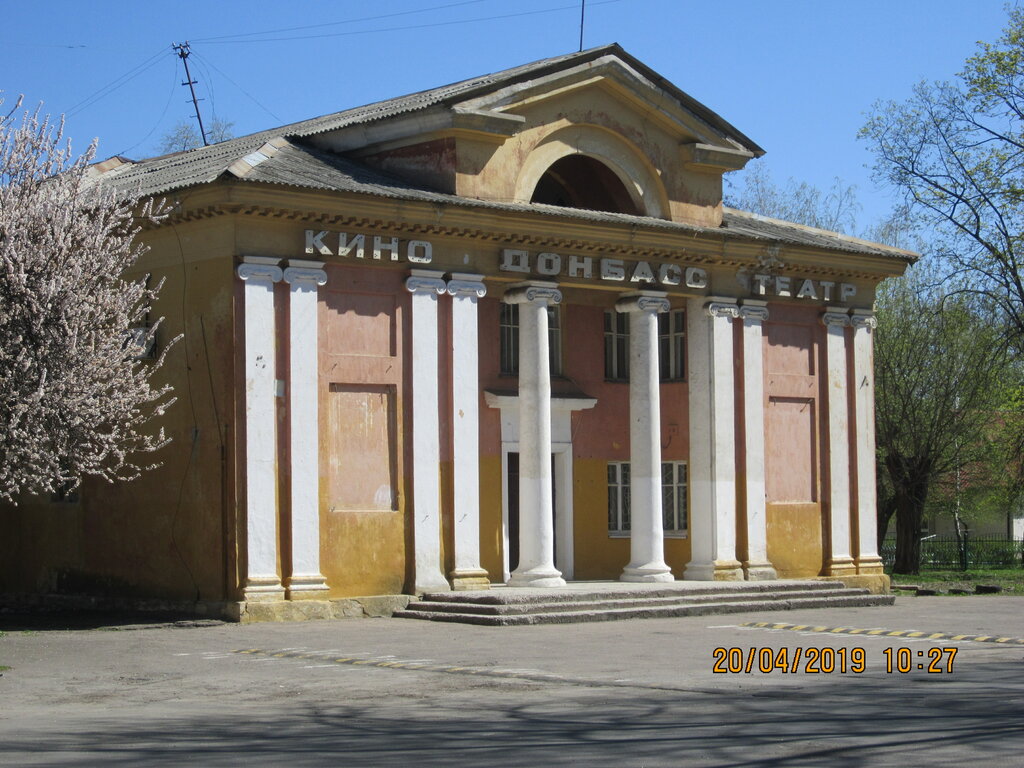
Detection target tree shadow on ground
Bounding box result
[2,659,1022,767]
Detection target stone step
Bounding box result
[395,592,895,626]
[419,579,847,606]
[405,587,875,617]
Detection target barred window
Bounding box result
[499,303,562,376]
[604,310,629,381]
[661,461,688,535]
[608,462,631,533]
[658,309,686,381]
[608,460,688,536]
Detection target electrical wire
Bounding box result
[114,58,182,158]
[191,51,283,123]
[66,48,167,117]
[191,0,491,43]
[197,0,620,45]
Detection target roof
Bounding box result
[94,44,760,199]
[90,45,914,263]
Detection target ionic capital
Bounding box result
[405,269,446,296]
[822,310,852,328]
[850,310,877,329]
[705,298,740,319]
[283,261,328,288]
[503,281,562,306]
[616,291,670,315]
[237,256,282,284]
[739,300,769,323]
[447,273,487,300]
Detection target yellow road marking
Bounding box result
[739,623,1024,646]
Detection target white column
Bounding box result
[283,260,329,599]
[851,309,883,574]
[405,269,450,593]
[447,273,490,591]
[823,308,856,576]
[237,256,285,601]
[617,292,674,583]
[685,297,744,581]
[739,301,777,581]
[504,281,565,588]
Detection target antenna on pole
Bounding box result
[172,41,208,146]
[578,0,586,52]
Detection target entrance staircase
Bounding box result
[394,579,893,626]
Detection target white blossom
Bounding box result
[0,96,177,502]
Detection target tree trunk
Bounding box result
[892,475,931,575]
[877,494,897,552]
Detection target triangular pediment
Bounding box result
[451,50,760,156]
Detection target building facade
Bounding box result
[1,46,913,617]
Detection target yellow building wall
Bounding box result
[0,217,238,602]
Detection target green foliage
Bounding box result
[861,6,1024,353]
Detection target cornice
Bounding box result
[145,184,909,280]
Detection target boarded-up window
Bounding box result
[766,323,815,376]
[325,293,396,358]
[765,396,817,503]
[326,384,397,511]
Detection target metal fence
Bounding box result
[881,535,1024,569]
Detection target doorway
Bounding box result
[501,445,574,582]
[505,452,558,572]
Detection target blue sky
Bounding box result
[1,0,1014,231]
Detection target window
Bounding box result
[659,309,686,381]
[608,462,631,533]
[661,461,688,535]
[608,460,688,536]
[603,308,686,382]
[499,303,562,376]
[604,311,629,380]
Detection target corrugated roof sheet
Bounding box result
[96,44,760,199]
[90,45,913,262]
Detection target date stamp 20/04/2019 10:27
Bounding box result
[712,646,958,675]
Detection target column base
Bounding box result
[286,573,330,600]
[243,576,286,602]
[415,571,452,595]
[683,560,745,581]
[508,565,566,588]
[743,561,778,581]
[827,557,858,576]
[855,556,885,575]
[450,568,491,591]
[620,563,674,583]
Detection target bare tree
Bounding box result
[727,159,861,235]
[158,117,234,153]
[0,98,177,503]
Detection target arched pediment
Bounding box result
[513,125,669,219]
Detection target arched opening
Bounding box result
[530,155,641,216]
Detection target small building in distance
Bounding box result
[1,45,915,619]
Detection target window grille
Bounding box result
[604,310,629,380]
[608,460,688,535]
[499,303,562,376]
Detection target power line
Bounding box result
[191,51,283,124]
[66,48,166,117]
[197,1,620,45]
[115,58,181,157]
[192,0,490,43]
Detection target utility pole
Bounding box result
[172,42,208,146]
[578,0,586,52]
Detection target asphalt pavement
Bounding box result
[1,596,1022,766]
